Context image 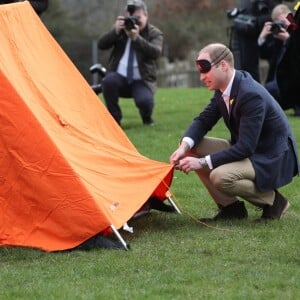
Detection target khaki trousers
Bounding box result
[190,137,275,207]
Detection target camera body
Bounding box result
[123,1,143,31]
[270,21,286,35]
[124,16,140,31]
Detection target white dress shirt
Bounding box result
[117,38,142,80]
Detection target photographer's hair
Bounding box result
[271,4,291,20]
[200,43,234,68]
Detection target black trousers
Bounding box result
[101,72,154,124]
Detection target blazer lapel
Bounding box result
[228,71,242,118]
[216,91,230,124]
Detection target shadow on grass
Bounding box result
[122,204,297,243]
[1,204,296,257]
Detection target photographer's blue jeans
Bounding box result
[101,72,154,125]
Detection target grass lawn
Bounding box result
[1,88,299,300]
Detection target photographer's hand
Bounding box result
[258,21,272,45]
[274,29,289,42]
[125,24,139,41]
[115,16,125,34]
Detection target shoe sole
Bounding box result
[279,200,290,219]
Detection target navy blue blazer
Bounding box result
[184,70,300,192]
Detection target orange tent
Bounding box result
[0,2,174,252]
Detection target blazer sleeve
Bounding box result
[183,95,222,145]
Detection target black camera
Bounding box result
[123,1,143,31]
[270,21,286,35]
[124,16,140,31]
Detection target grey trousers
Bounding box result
[190,137,275,207]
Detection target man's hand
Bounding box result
[115,16,125,34]
[273,28,289,42]
[169,141,190,168]
[125,24,139,41]
[258,21,272,42]
[176,157,206,174]
[169,148,185,167]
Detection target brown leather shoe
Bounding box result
[199,200,248,222]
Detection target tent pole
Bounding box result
[167,195,182,214]
[110,225,129,250]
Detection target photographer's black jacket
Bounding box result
[277,5,300,110]
[98,23,163,93]
[259,36,284,83]
[239,0,291,16]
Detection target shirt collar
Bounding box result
[222,70,235,99]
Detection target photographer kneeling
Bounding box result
[98,0,163,126]
[258,4,291,110]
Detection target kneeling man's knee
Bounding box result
[210,167,233,192]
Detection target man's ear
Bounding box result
[221,60,228,71]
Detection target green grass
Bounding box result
[1,88,300,300]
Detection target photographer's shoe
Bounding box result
[260,190,290,220]
[142,117,155,126]
[199,200,248,222]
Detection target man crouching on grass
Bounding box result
[170,43,299,222]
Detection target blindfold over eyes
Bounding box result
[195,48,229,73]
[195,59,212,73]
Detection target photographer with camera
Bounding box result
[258,4,292,109]
[98,0,163,126]
[228,0,293,83]
[277,2,300,117]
